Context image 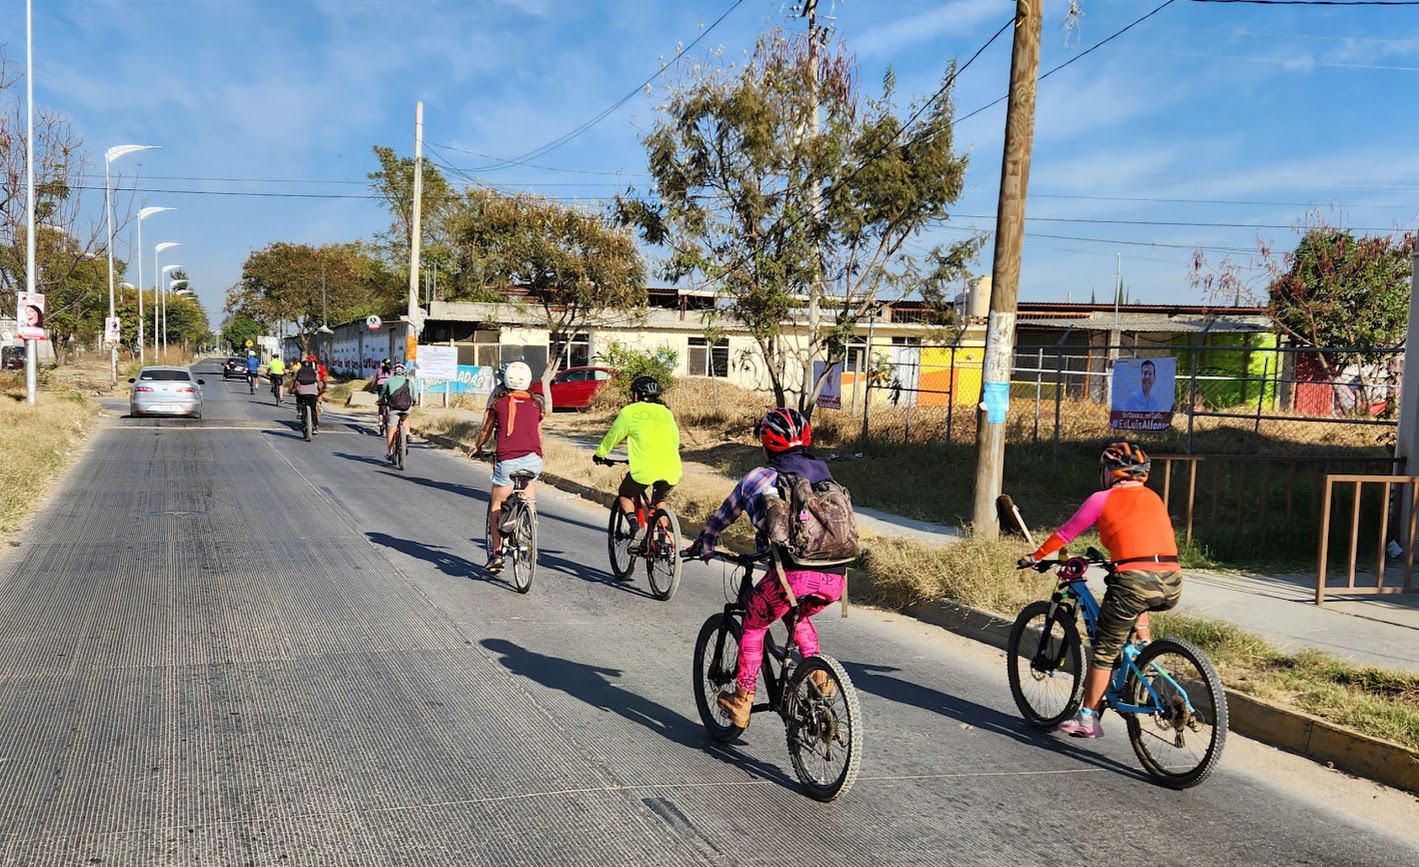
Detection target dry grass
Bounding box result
[0,375,100,539]
[1155,614,1419,750]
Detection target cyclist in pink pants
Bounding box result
[686,408,846,728]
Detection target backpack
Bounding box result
[766,471,860,567]
[294,363,319,386]
[386,381,413,411]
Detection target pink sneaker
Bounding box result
[1057,710,1103,738]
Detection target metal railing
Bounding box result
[1316,474,1419,604]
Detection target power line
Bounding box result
[1188,1,1419,6]
[471,0,751,172]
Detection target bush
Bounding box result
[595,342,678,400]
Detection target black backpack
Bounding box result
[386,381,413,411]
[294,363,319,385]
[766,472,860,567]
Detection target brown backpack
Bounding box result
[766,472,860,568]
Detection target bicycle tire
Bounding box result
[484,506,495,561]
[1122,637,1228,789]
[606,507,636,581]
[301,404,311,442]
[787,655,864,802]
[1006,600,1085,729]
[692,613,745,743]
[510,504,536,594]
[395,428,407,471]
[645,507,682,601]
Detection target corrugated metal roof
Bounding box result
[1018,312,1271,334]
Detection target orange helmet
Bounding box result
[1101,441,1150,487]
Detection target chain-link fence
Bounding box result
[844,339,1400,457]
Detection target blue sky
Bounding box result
[8,0,1419,322]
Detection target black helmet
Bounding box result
[630,375,662,400]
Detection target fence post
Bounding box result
[1052,328,1071,464]
[1033,347,1043,444]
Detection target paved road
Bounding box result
[0,360,1414,865]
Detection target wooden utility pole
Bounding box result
[407,100,425,346]
[971,0,1044,537]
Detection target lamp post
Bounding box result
[160,264,182,355]
[135,206,173,366]
[153,242,179,359]
[104,144,159,383]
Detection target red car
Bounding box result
[533,366,613,410]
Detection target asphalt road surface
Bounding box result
[0,359,1414,865]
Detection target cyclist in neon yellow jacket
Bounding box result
[592,375,683,548]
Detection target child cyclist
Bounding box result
[1019,441,1182,738]
[684,408,846,729]
[592,375,683,550]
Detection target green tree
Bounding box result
[445,188,647,372]
[221,314,262,354]
[617,27,980,412]
[368,144,457,280]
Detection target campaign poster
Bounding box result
[814,360,843,410]
[104,317,121,345]
[18,292,45,341]
[1111,357,1176,431]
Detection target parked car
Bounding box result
[1,345,24,370]
[222,356,247,379]
[532,366,613,410]
[130,366,204,419]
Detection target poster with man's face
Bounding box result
[17,292,45,341]
[1111,357,1176,430]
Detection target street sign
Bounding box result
[245,339,254,348]
[366,315,382,331]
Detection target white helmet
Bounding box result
[503,361,532,391]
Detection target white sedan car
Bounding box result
[129,366,204,419]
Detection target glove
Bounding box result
[592,454,606,466]
[683,539,712,562]
[1017,556,1037,570]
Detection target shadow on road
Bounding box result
[333,450,398,469]
[365,531,515,591]
[841,660,1142,781]
[537,546,657,599]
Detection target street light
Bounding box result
[153,243,180,358]
[161,263,182,355]
[105,144,159,382]
[135,206,174,366]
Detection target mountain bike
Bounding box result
[298,397,316,441]
[390,411,409,471]
[270,374,283,406]
[600,456,680,600]
[1008,548,1228,789]
[481,466,538,593]
[685,548,863,802]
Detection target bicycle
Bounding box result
[270,375,283,406]
[685,548,863,802]
[298,397,317,441]
[599,456,681,600]
[246,370,257,395]
[476,457,538,593]
[390,411,409,471]
[1008,548,1228,789]
[377,399,388,439]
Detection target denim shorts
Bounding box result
[492,453,544,486]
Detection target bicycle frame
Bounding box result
[710,555,803,718]
[1045,566,1199,720]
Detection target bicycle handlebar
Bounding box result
[1018,546,1113,572]
[595,456,629,466]
[680,545,770,568]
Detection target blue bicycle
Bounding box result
[1007,548,1228,788]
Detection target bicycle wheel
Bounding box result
[645,507,682,601]
[509,505,537,594]
[484,506,495,560]
[395,428,407,470]
[301,404,311,441]
[691,613,745,743]
[1006,600,1085,729]
[1123,637,1228,789]
[606,506,636,581]
[787,655,864,802]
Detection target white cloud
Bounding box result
[854,1,1003,58]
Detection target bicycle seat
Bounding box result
[509,470,537,482]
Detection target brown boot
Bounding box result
[717,687,754,728]
[809,669,836,700]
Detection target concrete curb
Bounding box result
[418,425,1419,796]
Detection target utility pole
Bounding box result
[971,0,1044,537]
[801,0,824,414]
[407,100,425,355]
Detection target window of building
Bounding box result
[688,336,729,377]
[554,333,590,370]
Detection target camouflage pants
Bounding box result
[1091,570,1182,671]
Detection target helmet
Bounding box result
[381,358,392,367]
[1101,441,1150,486]
[393,362,406,375]
[504,361,533,391]
[248,350,256,356]
[307,354,318,362]
[756,407,811,453]
[630,375,662,400]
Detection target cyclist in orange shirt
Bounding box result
[1018,442,1182,738]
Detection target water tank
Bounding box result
[968,276,992,320]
